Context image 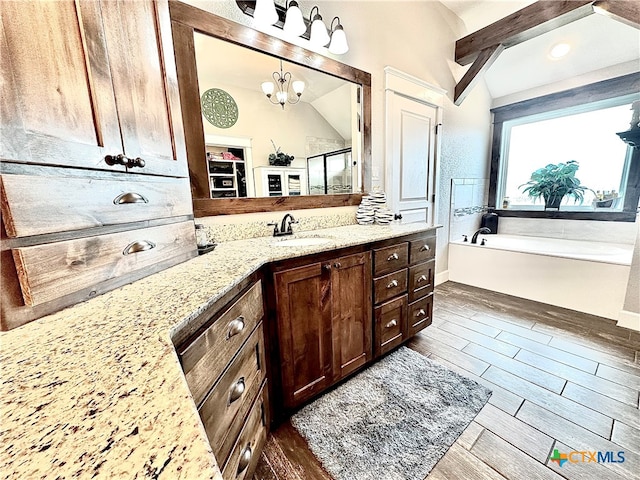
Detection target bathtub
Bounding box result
[448,234,633,321]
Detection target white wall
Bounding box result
[182,0,494,274]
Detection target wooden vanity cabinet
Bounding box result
[176,279,269,480]
[272,251,372,409]
[0,0,195,330]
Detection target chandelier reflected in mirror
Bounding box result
[261,59,305,109]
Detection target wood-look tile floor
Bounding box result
[253,282,640,480]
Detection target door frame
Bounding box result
[384,67,445,226]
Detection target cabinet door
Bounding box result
[331,252,372,380]
[0,0,123,171]
[100,0,187,177]
[274,262,333,408]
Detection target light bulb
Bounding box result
[283,1,306,37]
[253,0,278,27]
[292,80,305,95]
[310,14,330,47]
[329,25,348,54]
[276,91,288,104]
[261,82,275,96]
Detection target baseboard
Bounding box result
[435,270,449,286]
[617,310,640,332]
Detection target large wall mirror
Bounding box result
[169,1,371,217]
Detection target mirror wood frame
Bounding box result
[169,1,371,217]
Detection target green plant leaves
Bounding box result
[519,160,589,205]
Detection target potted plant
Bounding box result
[268,139,294,167]
[519,160,589,210]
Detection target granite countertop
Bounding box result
[0,223,436,479]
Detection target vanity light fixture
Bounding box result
[261,59,305,109]
[309,6,330,47]
[328,17,349,55]
[253,0,278,27]
[283,0,306,37]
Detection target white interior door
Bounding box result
[386,93,438,224]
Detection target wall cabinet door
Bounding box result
[331,252,372,380]
[0,0,187,177]
[274,262,333,408]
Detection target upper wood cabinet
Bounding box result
[0,0,187,177]
[273,251,372,409]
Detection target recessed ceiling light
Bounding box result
[549,43,571,60]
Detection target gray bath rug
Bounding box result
[290,346,492,480]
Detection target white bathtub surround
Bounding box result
[449,178,489,242]
[497,217,637,245]
[449,234,633,323]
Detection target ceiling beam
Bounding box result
[455,0,594,66]
[454,44,504,106]
[593,0,640,29]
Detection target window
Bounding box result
[489,73,640,222]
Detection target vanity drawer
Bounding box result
[374,295,407,357]
[222,383,269,480]
[408,260,434,303]
[199,324,266,466]
[180,281,264,406]
[11,220,196,307]
[373,268,408,305]
[0,173,192,238]
[409,236,436,265]
[408,294,433,337]
[373,242,409,276]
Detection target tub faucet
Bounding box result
[471,227,491,244]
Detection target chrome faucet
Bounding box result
[471,227,491,244]
[268,213,298,237]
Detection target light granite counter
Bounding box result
[0,223,436,479]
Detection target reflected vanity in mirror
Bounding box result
[169,2,371,216]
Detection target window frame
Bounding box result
[489,72,640,222]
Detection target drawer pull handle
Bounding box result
[416,308,426,318]
[387,252,399,261]
[228,377,245,404]
[105,153,146,169]
[386,279,398,289]
[237,444,252,475]
[113,192,149,204]
[420,244,430,252]
[417,274,428,283]
[227,317,245,339]
[385,319,398,329]
[122,240,155,255]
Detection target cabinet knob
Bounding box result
[237,444,252,475]
[228,377,246,404]
[127,157,145,169]
[385,319,398,329]
[334,262,342,269]
[420,244,430,252]
[386,279,398,289]
[122,240,155,255]
[417,274,428,283]
[323,264,332,271]
[227,316,245,339]
[415,308,426,318]
[113,192,149,204]
[387,252,399,261]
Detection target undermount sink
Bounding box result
[273,237,334,247]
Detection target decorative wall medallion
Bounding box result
[201,88,238,128]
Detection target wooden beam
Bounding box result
[593,0,640,29]
[454,44,505,106]
[455,0,594,65]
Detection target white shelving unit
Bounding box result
[204,135,255,198]
[253,166,308,197]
